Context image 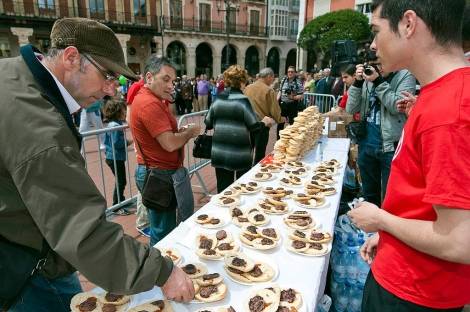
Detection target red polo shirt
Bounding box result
[130,87,182,169]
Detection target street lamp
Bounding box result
[217,0,239,71]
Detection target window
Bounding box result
[134,0,146,17]
[290,18,298,37]
[356,3,371,14]
[199,3,211,32]
[0,38,11,58]
[250,10,260,35]
[89,0,104,15]
[228,9,236,33]
[170,0,182,28]
[38,0,54,9]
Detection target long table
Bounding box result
[128,137,351,311]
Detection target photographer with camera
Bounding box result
[346,52,416,207]
[276,66,304,137]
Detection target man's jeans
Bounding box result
[358,144,394,207]
[10,273,82,312]
[135,165,194,246]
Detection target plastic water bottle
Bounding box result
[333,247,347,283]
[349,283,363,312]
[334,282,349,312]
[346,236,358,282]
[356,253,370,286]
[316,294,332,312]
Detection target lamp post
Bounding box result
[217,0,239,71]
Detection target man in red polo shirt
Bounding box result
[348,0,470,311]
[130,56,200,247]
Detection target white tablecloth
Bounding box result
[129,137,351,312]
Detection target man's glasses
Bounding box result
[83,54,117,83]
[288,71,295,73]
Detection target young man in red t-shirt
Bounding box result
[348,0,470,311]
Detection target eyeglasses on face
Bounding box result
[83,54,117,83]
[288,70,295,73]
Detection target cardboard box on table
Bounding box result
[323,109,354,138]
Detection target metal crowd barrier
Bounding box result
[80,125,137,216]
[303,93,338,113]
[177,110,212,197]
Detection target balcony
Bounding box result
[0,1,160,34]
[162,17,269,38]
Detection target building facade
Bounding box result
[0,0,302,77]
[297,0,372,71]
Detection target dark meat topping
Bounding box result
[224,191,234,196]
[277,306,290,312]
[247,226,258,234]
[295,219,309,226]
[280,288,297,303]
[310,232,325,241]
[197,214,209,220]
[222,198,235,204]
[309,243,323,250]
[243,234,256,241]
[254,214,265,222]
[210,218,221,225]
[249,295,265,312]
[182,264,196,274]
[248,182,257,187]
[199,238,213,250]
[228,306,236,312]
[281,178,290,183]
[78,297,97,312]
[261,238,274,245]
[249,208,258,214]
[217,243,233,250]
[232,257,247,267]
[150,300,165,308]
[199,285,218,298]
[261,228,277,238]
[237,216,249,222]
[227,266,245,274]
[255,173,263,178]
[294,230,306,238]
[216,230,227,240]
[248,265,263,277]
[203,249,217,255]
[293,240,307,249]
[232,208,243,217]
[104,293,124,302]
[202,273,220,280]
[101,304,117,312]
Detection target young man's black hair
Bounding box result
[371,0,466,47]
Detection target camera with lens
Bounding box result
[363,49,378,76]
[364,65,375,76]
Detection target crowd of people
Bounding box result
[0,0,469,311]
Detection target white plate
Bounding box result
[239,233,282,251]
[294,200,330,210]
[211,195,244,207]
[279,180,304,188]
[223,250,279,286]
[127,288,189,312]
[242,284,307,312]
[284,239,332,257]
[251,174,278,182]
[194,212,230,229]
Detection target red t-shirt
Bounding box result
[130,87,182,169]
[373,67,470,308]
[126,79,144,105]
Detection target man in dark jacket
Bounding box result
[0,17,194,311]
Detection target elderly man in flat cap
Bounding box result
[0,18,194,312]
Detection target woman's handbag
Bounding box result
[193,129,212,159]
[135,142,175,212]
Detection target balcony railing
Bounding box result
[163,17,269,38]
[0,1,159,31]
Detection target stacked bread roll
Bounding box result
[274,106,324,161]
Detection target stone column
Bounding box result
[186,47,196,77]
[116,33,131,64]
[297,48,307,71]
[153,36,164,57]
[213,54,222,77]
[279,57,287,76]
[11,27,33,46]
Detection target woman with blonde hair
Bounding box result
[205,65,274,192]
